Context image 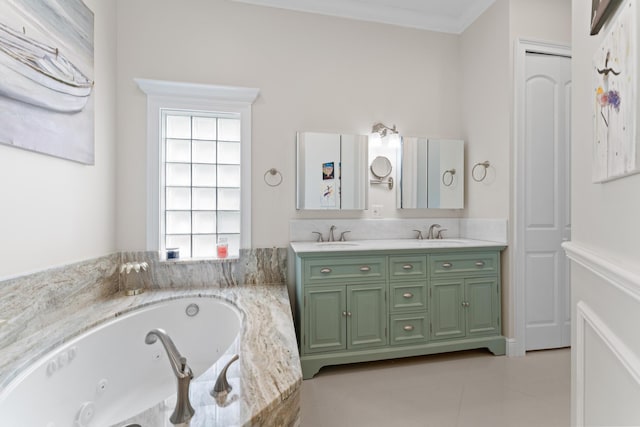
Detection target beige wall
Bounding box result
[115,0,463,251]
[461,0,511,219]
[0,0,117,279]
[510,0,572,45]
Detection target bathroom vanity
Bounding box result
[290,239,507,379]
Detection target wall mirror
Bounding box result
[370,156,394,189]
[370,156,392,178]
[397,138,464,209]
[296,131,368,210]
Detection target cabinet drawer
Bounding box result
[389,256,427,280]
[430,253,498,277]
[304,256,386,284]
[390,313,428,346]
[390,282,427,313]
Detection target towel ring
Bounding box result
[472,161,490,182]
[442,169,456,187]
[264,168,283,187]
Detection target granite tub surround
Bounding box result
[0,286,302,426]
[290,218,507,243]
[121,248,287,290]
[0,253,120,356]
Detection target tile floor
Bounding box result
[301,348,570,427]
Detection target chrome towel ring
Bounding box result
[472,161,490,182]
[264,168,283,187]
[442,169,456,187]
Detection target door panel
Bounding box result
[348,283,387,349]
[466,278,500,336]
[525,76,558,229]
[430,280,465,340]
[524,52,571,350]
[305,286,346,354]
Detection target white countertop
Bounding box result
[290,238,507,254]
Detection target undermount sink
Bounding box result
[314,242,360,248]
[414,239,467,246]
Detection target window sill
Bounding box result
[158,255,240,265]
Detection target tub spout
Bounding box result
[145,328,195,424]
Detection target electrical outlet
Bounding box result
[371,204,383,218]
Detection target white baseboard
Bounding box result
[506,338,524,357]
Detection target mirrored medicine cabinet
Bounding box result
[296,131,369,210]
[397,138,464,209]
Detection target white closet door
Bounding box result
[524,52,572,351]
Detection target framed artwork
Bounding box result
[322,162,335,180]
[0,0,95,164]
[320,182,336,207]
[592,1,639,182]
[591,0,624,35]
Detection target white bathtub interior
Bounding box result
[0,297,242,427]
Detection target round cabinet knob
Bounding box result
[475,261,485,267]
[402,264,414,270]
[342,311,348,317]
[360,266,371,272]
[347,312,352,317]
[403,292,414,299]
[442,262,453,269]
[320,268,332,274]
[403,325,415,332]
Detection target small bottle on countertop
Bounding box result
[217,237,228,258]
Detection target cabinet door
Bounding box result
[347,283,387,349]
[430,280,465,340]
[305,286,346,354]
[465,278,500,337]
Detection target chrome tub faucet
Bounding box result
[145,328,195,425]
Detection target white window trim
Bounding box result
[135,78,259,253]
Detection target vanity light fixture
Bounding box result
[371,122,398,138]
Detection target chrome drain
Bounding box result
[185,303,199,317]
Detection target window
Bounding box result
[136,79,259,259]
[162,111,242,258]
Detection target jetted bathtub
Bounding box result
[0,297,241,426]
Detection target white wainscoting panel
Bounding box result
[575,302,640,426]
[565,242,640,426]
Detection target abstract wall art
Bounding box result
[592,0,639,182]
[0,0,94,164]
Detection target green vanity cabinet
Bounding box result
[429,252,501,341]
[388,255,429,348]
[294,247,506,379]
[304,282,388,354]
[430,277,500,340]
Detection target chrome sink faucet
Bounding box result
[328,225,337,242]
[145,328,195,425]
[427,224,442,240]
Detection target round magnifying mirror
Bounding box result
[370,156,392,178]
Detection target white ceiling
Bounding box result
[231,0,497,34]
